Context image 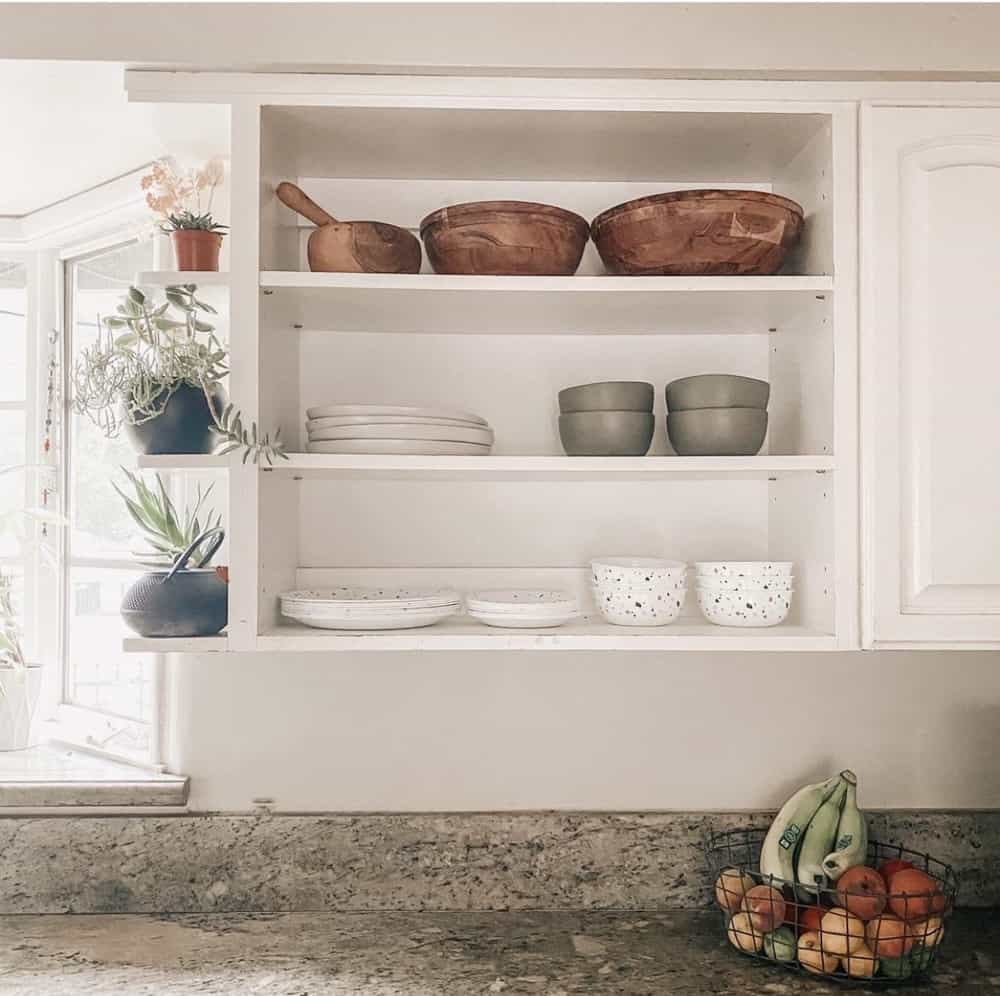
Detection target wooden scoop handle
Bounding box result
[275,182,340,227]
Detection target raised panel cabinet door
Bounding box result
[863,105,1000,647]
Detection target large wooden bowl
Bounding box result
[420,201,590,276]
[591,190,805,276]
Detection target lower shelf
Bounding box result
[257,617,837,652]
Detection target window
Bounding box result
[62,239,157,756]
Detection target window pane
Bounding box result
[0,411,26,560]
[67,240,155,725]
[0,261,26,402]
[68,565,153,724]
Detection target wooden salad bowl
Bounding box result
[420,201,590,276]
[276,182,421,274]
[590,189,805,276]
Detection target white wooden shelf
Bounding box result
[135,454,228,470]
[260,271,832,335]
[258,617,837,652]
[123,635,228,653]
[136,270,230,287]
[269,454,835,481]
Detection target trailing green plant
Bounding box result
[72,284,286,465]
[113,468,222,568]
[0,573,26,672]
[142,157,229,234]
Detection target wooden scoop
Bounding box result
[276,182,422,274]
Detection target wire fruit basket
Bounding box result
[705,827,957,986]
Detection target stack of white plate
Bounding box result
[465,589,580,629]
[280,587,461,631]
[305,404,494,456]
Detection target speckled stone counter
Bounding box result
[0,910,996,996]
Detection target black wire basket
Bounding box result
[705,827,958,986]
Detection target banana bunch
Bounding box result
[760,769,866,895]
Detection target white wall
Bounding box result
[170,649,1000,812]
[2,3,1000,78]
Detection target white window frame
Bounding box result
[5,169,175,772]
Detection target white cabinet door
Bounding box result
[863,105,1000,647]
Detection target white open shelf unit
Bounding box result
[123,76,858,654]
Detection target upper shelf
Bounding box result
[260,272,833,335]
[268,454,834,481]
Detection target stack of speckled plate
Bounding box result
[305,404,494,455]
[280,587,461,631]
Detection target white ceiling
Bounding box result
[0,60,228,216]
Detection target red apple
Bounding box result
[836,866,888,921]
[800,905,825,934]
[887,868,947,921]
[878,859,913,884]
[866,914,914,959]
[742,884,786,932]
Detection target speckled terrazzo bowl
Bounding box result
[696,585,793,627]
[593,579,687,626]
[591,557,687,587]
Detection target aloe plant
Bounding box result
[0,573,26,672]
[113,469,221,568]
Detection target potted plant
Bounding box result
[73,283,285,463]
[114,468,223,568]
[142,158,228,271]
[0,573,41,751]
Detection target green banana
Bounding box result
[796,776,849,895]
[822,770,867,880]
[759,774,843,886]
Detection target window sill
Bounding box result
[0,744,189,808]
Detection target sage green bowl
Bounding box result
[559,411,655,456]
[559,381,654,414]
[665,375,770,412]
[666,408,768,456]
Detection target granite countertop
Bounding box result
[0,910,996,996]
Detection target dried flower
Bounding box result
[141,157,229,233]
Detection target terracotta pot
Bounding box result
[172,229,223,271]
[123,382,226,455]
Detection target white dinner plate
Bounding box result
[465,589,579,614]
[307,415,488,432]
[306,404,488,425]
[284,605,458,631]
[281,587,461,610]
[309,423,495,444]
[467,611,577,630]
[306,439,492,455]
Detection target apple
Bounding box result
[835,866,887,921]
[798,931,839,975]
[715,868,756,912]
[728,911,764,953]
[820,908,866,956]
[799,905,825,934]
[887,868,947,921]
[762,925,798,962]
[843,942,879,979]
[912,944,937,971]
[742,885,786,932]
[907,915,945,948]
[866,914,914,958]
[879,954,914,979]
[878,859,914,885]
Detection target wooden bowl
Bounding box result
[591,190,805,276]
[420,201,590,276]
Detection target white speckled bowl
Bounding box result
[696,586,793,627]
[592,578,687,627]
[696,575,795,592]
[591,557,687,588]
[694,561,794,579]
